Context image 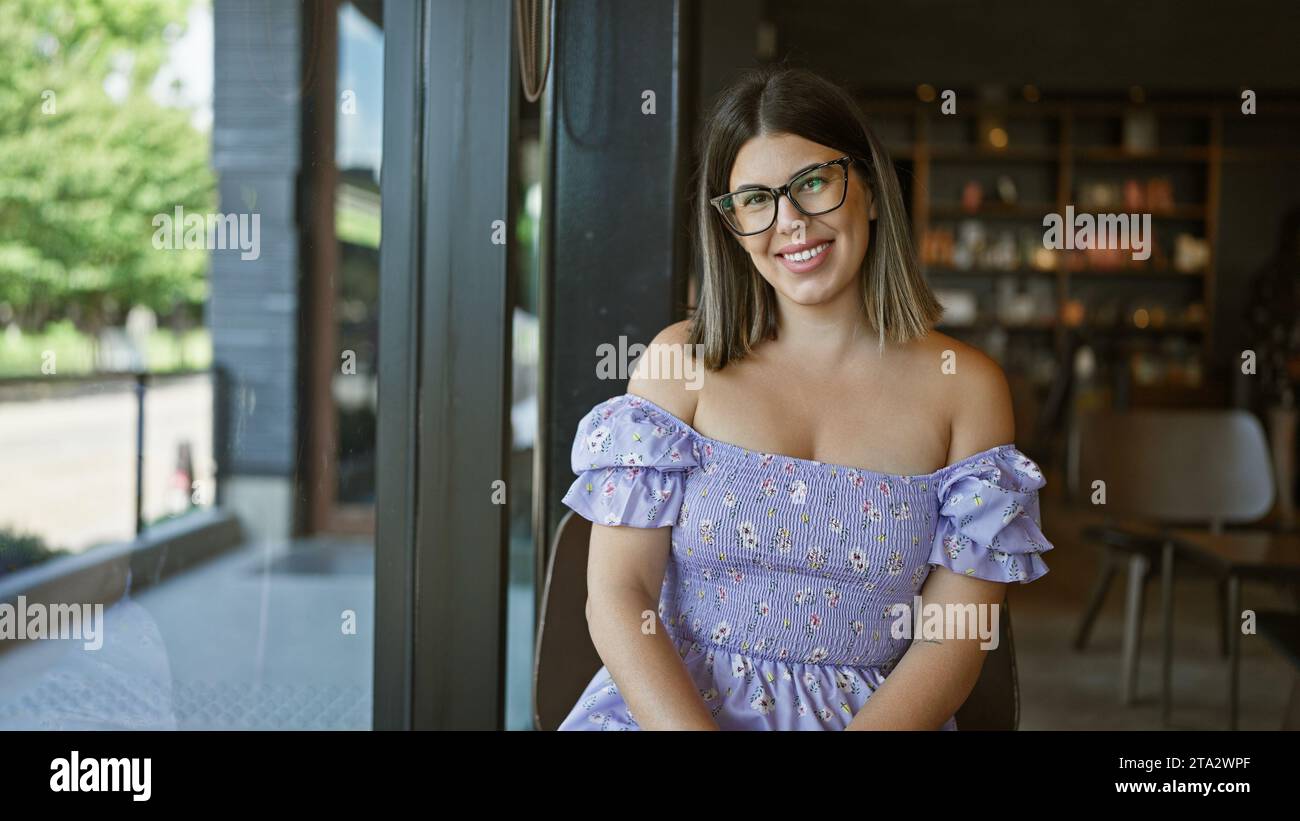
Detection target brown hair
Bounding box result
[686,65,942,369]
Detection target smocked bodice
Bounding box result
[562,393,1053,672]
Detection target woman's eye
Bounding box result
[799,176,826,192]
[740,192,771,208]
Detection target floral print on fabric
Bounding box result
[558,393,1055,730]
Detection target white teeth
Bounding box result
[782,241,829,262]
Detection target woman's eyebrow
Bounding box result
[732,160,824,190]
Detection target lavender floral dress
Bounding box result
[557,393,1054,731]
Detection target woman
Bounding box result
[557,66,1055,731]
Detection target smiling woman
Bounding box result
[689,66,942,368]
[556,65,1057,732]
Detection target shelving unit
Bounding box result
[858,95,1244,412]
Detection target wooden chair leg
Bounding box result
[1121,553,1149,706]
[1074,548,1117,651]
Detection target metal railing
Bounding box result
[0,366,226,540]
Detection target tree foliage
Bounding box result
[0,0,214,331]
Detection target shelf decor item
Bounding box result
[1123,179,1145,211]
[977,99,1009,150]
[996,174,1019,205]
[1173,234,1210,273]
[1146,177,1175,211]
[953,220,985,270]
[1079,180,1121,210]
[1061,299,1086,327]
[934,289,978,326]
[985,231,1019,270]
[920,226,955,267]
[1122,108,1158,154]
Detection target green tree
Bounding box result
[0,0,214,333]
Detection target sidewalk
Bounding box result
[0,535,373,730]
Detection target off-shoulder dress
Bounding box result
[557,392,1054,730]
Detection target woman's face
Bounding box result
[726,132,876,308]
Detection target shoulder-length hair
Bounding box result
[686,65,942,369]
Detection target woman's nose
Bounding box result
[775,194,805,235]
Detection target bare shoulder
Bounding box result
[912,330,1015,459]
[627,319,701,426]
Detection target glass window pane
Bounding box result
[0,0,382,731]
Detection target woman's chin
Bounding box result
[774,273,849,306]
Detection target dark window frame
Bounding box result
[374,0,517,730]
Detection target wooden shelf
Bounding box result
[1151,205,1207,219]
[926,267,1056,277]
[1069,322,1206,335]
[1067,266,1206,278]
[866,95,1227,410]
[927,204,1205,219]
[928,146,1060,161]
[929,265,1207,280]
[941,321,1205,334]
[1074,146,1209,162]
[929,203,1057,219]
[939,322,1055,332]
[1129,382,1222,408]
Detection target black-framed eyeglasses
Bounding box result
[709,156,854,236]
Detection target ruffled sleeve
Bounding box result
[927,446,1054,583]
[560,393,699,528]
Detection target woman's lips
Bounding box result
[776,239,833,274]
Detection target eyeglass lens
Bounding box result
[717,163,847,234]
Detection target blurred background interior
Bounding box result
[0,0,1298,730]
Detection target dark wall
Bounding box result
[765,0,1300,93]
[693,0,762,122]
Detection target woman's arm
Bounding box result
[844,570,1007,730]
[584,319,718,730]
[846,340,1019,731]
[586,521,719,730]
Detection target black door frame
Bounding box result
[375,0,692,731]
[374,0,517,731]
